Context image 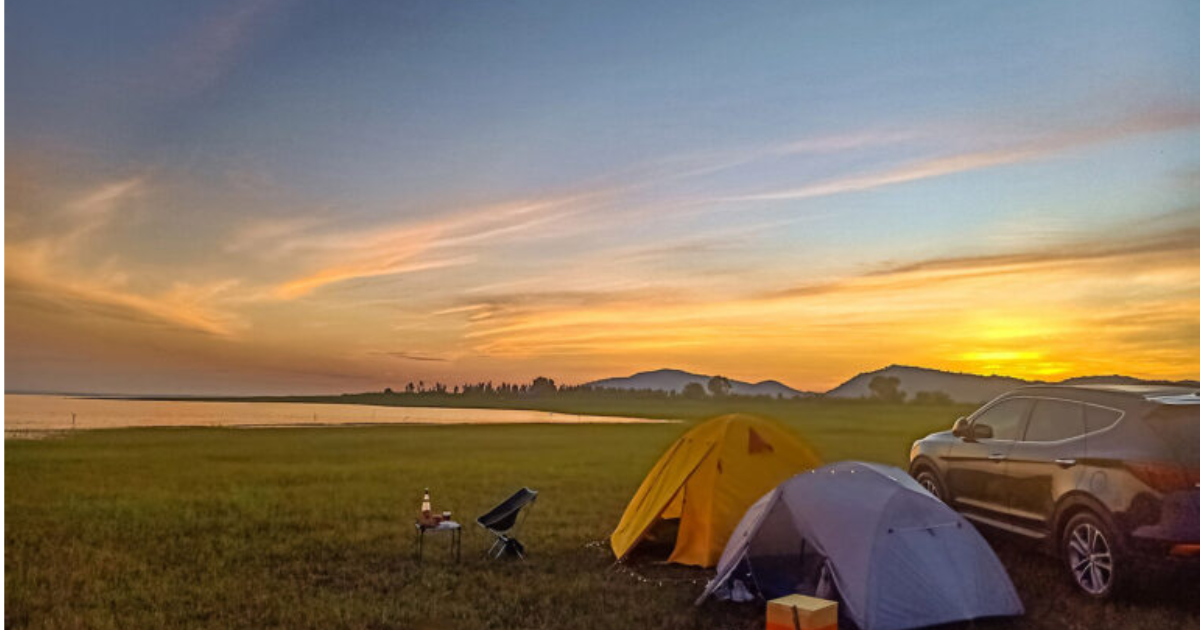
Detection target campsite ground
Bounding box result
[6,400,1199,629]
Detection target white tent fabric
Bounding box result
[699,461,1023,630]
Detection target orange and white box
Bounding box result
[766,594,837,630]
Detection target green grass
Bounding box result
[6,400,1198,629]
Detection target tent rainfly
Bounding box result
[610,414,822,567]
[698,461,1024,630]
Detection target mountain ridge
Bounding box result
[586,365,1199,403]
[586,368,815,398]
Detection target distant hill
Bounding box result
[824,364,1200,404]
[824,365,1028,403]
[1057,374,1200,388]
[586,369,813,398]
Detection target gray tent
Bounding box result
[698,461,1023,630]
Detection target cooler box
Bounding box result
[766,594,837,630]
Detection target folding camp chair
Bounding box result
[476,487,538,560]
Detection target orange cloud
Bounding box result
[6,177,245,337]
[268,196,588,299]
[451,214,1200,386]
[274,256,476,300]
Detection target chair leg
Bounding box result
[486,537,504,559]
[483,532,531,560]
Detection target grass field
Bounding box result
[6,400,1198,629]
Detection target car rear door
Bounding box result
[1004,398,1087,537]
[943,397,1031,524]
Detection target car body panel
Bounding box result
[1005,437,1085,529]
[941,397,1030,522]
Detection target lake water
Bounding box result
[4,394,671,437]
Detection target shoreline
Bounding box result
[4,394,680,438]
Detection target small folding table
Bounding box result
[414,520,461,563]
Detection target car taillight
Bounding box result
[1126,462,1198,493]
[1171,544,1200,557]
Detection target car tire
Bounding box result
[913,467,946,502]
[1061,511,1124,599]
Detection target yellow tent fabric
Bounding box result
[610,413,822,567]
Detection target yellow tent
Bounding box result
[610,413,822,567]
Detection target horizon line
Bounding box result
[9,363,1197,400]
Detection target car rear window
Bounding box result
[1085,405,1122,434]
[1025,399,1085,442]
[1145,406,1200,465]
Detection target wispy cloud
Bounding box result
[267,195,595,299]
[276,256,477,300]
[727,107,1200,202]
[432,304,491,316]
[7,272,245,337]
[164,0,289,96]
[6,178,245,336]
[368,350,450,363]
[225,215,330,254]
[729,148,1038,202]
[772,130,920,157]
[763,214,1200,300]
[577,130,923,208]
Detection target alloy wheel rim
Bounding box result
[919,476,940,499]
[1067,523,1112,595]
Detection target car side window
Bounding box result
[972,398,1030,441]
[1024,399,1085,442]
[1085,405,1122,434]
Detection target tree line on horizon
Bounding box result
[379,375,753,400]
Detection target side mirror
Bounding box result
[951,417,969,438]
[973,423,994,440]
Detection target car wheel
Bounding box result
[1062,511,1122,599]
[914,468,946,502]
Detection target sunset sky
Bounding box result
[6,1,1200,395]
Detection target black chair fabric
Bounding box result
[477,487,537,532]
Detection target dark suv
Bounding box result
[909,384,1199,598]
